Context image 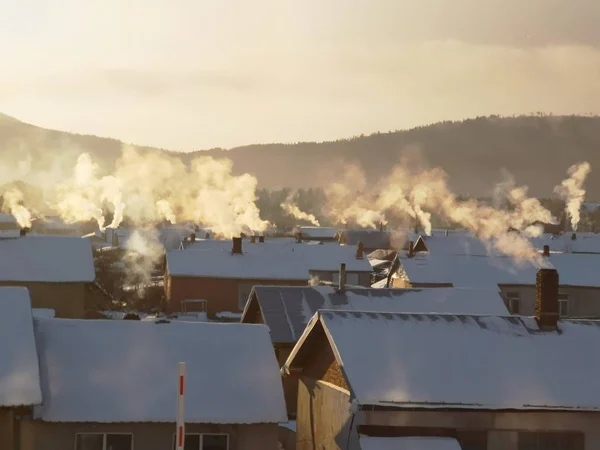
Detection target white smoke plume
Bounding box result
[3,188,32,228]
[156,199,176,224]
[325,162,386,228]
[281,193,320,226]
[123,228,164,298]
[554,162,591,231]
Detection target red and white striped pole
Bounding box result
[176,362,186,450]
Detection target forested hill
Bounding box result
[1,113,599,198]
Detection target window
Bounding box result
[76,434,133,450]
[457,431,487,450]
[173,433,229,450]
[558,293,569,318]
[506,292,520,314]
[518,432,583,450]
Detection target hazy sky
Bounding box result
[1,0,600,150]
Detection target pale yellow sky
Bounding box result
[1,0,599,150]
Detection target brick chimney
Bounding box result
[543,245,550,257]
[250,235,256,244]
[190,233,196,242]
[232,237,243,254]
[205,232,210,239]
[259,235,265,243]
[408,240,414,257]
[295,232,303,243]
[536,268,559,330]
[339,263,346,291]
[19,227,28,237]
[571,233,577,241]
[356,241,364,259]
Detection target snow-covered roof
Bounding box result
[242,286,507,344]
[295,226,337,239]
[530,233,600,254]
[359,436,461,450]
[33,319,287,423]
[399,251,600,288]
[0,287,42,407]
[338,229,391,250]
[167,241,372,280]
[0,235,95,282]
[0,213,17,224]
[286,310,600,411]
[32,308,56,318]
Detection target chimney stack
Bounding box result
[259,235,265,243]
[339,263,346,291]
[250,235,256,244]
[379,222,383,232]
[295,232,303,243]
[356,241,364,259]
[205,232,210,239]
[408,240,414,257]
[543,245,550,257]
[571,233,577,241]
[536,268,559,330]
[444,230,448,237]
[232,237,243,254]
[19,227,28,237]
[190,233,196,242]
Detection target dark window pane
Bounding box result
[106,434,132,450]
[76,434,103,450]
[202,434,228,450]
[173,434,200,450]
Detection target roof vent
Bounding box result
[190,232,196,242]
[543,245,550,257]
[259,235,265,243]
[232,236,243,254]
[338,263,346,292]
[571,233,577,241]
[250,235,256,244]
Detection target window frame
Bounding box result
[558,293,569,318]
[74,432,134,450]
[506,292,520,314]
[172,433,229,450]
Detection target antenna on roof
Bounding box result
[175,362,186,450]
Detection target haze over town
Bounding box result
[1,2,600,450]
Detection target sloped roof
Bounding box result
[0,235,95,282]
[359,436,462,450]
[399,252,600,288]
[0,287,42,407]
[295,226,337,239]
[530,233,600,254]
[242,285,507,344]
[33,319,287,423]
[339,230,391,249]
[167,241,372,280]
[286,311,600,411]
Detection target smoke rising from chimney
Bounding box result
[553,162,591,231]
[123,228,163,298]
[3,188,32,228]
[280,193,320,226]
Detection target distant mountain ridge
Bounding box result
[1,114,600,198]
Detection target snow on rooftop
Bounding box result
[0,287,42,406]
[0,235,95,282]
[296,311,600,411]
[215,311,243,320]
[33,319,287,423]
[295,226,337,239]
[32,308,55,318]
[359,436,461,450]
[167,242,372,280]
[0,213,17,224]
[244,286,507,344]
[399,252,600,288]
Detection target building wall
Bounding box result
[499,285,600,317]
[0,282,86,318]
[19,421,280,450]
[361,409,600,449]
[297,378,357,450]
[167,276,307,318]
[0,409,14,450]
